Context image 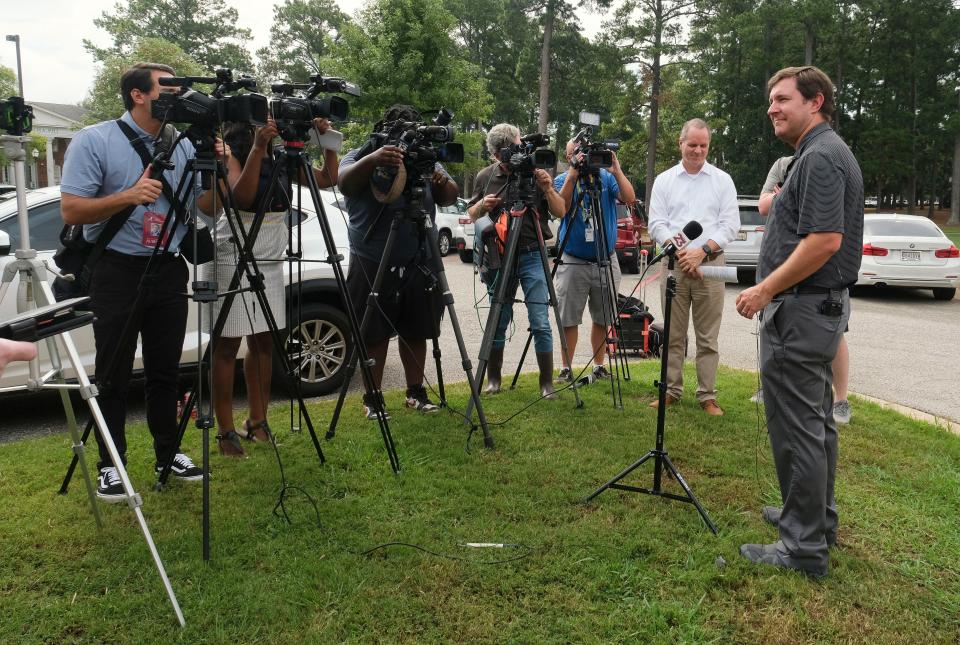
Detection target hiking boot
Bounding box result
[405,385,439,414]
[156,453,204,481]
[96,466,125,503]
[555,367,572,384]
[833,399,851,425]
[363,392,390,421]
[739,541,827,578]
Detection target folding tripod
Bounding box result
[465,172,582,423]
[585,251,717,534]
[510,168,630,406]
[328,169,495,450]
[0,134,185,625]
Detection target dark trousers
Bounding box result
[90,251,189,470]
[760,290,848,573]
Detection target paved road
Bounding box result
[2,254,957,443]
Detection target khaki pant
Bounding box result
[659,255,725,402]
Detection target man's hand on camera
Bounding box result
[479,194,502,215]
[569,152,585,177]
[126,165,163,205]
[372,145,404,168]
[611,151,624,176]
[312,117,331,134]
[253,119,279,151]
[534,168,554,193]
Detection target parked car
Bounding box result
[724,196,764,283]
[615,200,646,274]
[435,198,467,257]
[0,185,354,396]
[857,213,959,301]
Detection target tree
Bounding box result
[0,64,16,97]
[84,0,253,72]
[82,38,206,123]
[257,0,351,84]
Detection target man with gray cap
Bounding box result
[737,66,863,577]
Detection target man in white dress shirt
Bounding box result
[647,118,740,415]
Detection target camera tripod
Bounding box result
[465,175,583,423]
[0,134,185,625]
[327,169,494,450]
[585,251,717,534]
[510,168,630,407]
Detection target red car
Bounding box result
[615,200,648,274]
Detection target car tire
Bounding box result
[438,230,452,257]
[458,248,473,263]
[274,302,352,397]
[932,287,956,301]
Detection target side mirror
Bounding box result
[0,230,11,256]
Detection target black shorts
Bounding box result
[346,253,444,345]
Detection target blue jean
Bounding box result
[484,250,553,353]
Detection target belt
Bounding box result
[519,242,543,253]
[103,249,181,263]
[777,284,845,297]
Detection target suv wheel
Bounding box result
[438,230,452,256]
[458,248,473,263]
[274,302,352,397]
[932,287,956,301]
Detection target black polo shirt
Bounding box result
[757,123,864,289]
[468,162,553,247]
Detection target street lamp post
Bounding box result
[5,34,25,98]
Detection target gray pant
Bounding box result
[760,290,848,573]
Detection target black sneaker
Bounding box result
[363,392,391,421]
[96,466,125,503]
[555,367,572,384]
[592,364,611,380]
[405,385,439,414]
[156,453,204,481]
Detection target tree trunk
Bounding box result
[644,53,662,211]
[537,4,555,135]
[804,20,815,65]
[951,92,960,225]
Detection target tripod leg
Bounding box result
[59,417,94,495]
[326,349,358,439]
[661,454,718,534]
[584,451,655,502]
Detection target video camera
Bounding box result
[152,68,268,130]
[269,73,360,142]
[571,111,619,174]
[368,107,465,174]
[0,96,33,136]
[498,133,557,174]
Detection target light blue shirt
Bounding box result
[647,161,740,251]
[553,168,620,259]
[60,111,203,255]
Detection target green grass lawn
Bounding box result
[2,362,959,643]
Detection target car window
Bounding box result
[739,207,763,226]
[864,219,944,238]
[0,199,63,252]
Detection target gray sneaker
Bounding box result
[833,399,851,425]
[750,388,764,403]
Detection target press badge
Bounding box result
[142,211,170,248]
[584,220,595,243]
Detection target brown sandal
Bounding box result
[243,419,273,443]
[216,430,246,457]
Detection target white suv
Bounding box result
[0,185,354,397]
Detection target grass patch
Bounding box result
[1,362,959,643]
[943,224,960,248]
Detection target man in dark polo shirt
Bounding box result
[735,66,864,577]
[467,123,565,398]
[338,104,460,419]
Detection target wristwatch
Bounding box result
[701,243,713,257]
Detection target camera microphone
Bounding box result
[650,220,703,264]
[698,266,739,282]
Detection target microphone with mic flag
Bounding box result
[650,220,703,264]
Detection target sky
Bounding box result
[3,0,607,106]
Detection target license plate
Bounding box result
[736,231,748,241]
[901,250,921,262]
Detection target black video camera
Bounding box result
[381,108,464,167]
[572,125,619,173]
[0,96,33,136]
[498,132,556,174]
[269,73,360,142]
[152,68,268,130]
